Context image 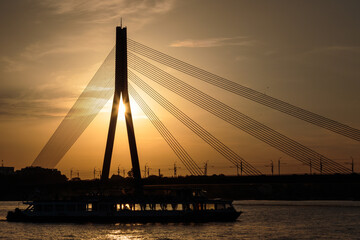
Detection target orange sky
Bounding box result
[0,0,359,178]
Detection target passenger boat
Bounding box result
[7,188,241,223]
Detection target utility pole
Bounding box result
[204,161,208,176]
[241,162,243,176]
[345,157,355,174]
[143,164,151,178]
[158,169,161,177]
[320,158,323,175]
[117,166,120,176]
[240,162,243,176]
[235,162,243,176]
[169,163,180,177]
[264,161,274,176]
[174,163,177,177]
[278,157,281,175]
[143,164,147,178]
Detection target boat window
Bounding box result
[194,203,203,211]
[86,203,92,212]
[155,204,162,211]
[177,204,183,211]
[188,204,192,210]
[134,204,141,211]
[118,203,131,210]
[206,204,215,210]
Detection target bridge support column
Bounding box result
[101,26,142,185]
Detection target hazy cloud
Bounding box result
[0,57,26,72]
[0,81,78,119]
[1,0,176,82]
[0,97,72,119]
[170,36,256,48]
[38,0,175,25]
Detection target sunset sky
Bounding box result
[0,0,359,178]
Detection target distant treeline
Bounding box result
[0,167,359,200]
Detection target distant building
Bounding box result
[0,166,15,175]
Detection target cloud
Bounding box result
[170,36,256,48]
[0,0,176,120]
[2,0,175,71]
[20,32,109,62]
[0,57,26,73]
[0,80,78,120]
[38,0,175,26]
[0,97,72,120]
[0,68,93,120]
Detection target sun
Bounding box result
[119,101,126,115]
[101,96,145,120]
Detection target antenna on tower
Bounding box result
[120,17,123,28]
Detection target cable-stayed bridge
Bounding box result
[31,26,359,178]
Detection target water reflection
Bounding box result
[1,201,360,240]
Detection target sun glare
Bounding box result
[101,97,145,120]
[119,101,126,115]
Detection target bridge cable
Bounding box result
[128,40,359,140]
[128,84,203,175]
[128,58,348,174]
[129,71,261,176]
[128,52,351,174]
[128,43,359,141]
[128,39,360,142]
[32,48,115,168]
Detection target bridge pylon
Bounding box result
[101,26,141,184]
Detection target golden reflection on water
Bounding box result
[1,202,360,239]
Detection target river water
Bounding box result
[0,201,359,239]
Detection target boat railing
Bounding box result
[19,199,235,214]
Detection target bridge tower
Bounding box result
[101,26,141,183]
